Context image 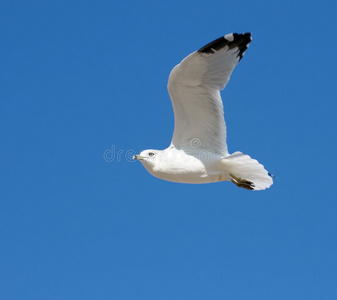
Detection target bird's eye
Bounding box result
[149,152,155,157]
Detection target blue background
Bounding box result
[1,1,336,299]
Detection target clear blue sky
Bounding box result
[1,1,337,299]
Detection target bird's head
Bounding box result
[133,149,161,169]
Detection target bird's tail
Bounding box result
[222,152,273,190]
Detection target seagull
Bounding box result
[133,33,273,190]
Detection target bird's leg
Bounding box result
[230,173,255,190]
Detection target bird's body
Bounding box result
[134,33,273,190]
[138,148,222,184]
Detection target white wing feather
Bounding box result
[167,33,251,154]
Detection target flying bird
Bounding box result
[133,33,273,190]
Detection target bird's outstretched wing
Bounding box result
[168,33,252,154]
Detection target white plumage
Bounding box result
[134,33,273,190]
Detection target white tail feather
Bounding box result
[222,152,273,190]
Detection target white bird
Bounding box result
[133,33,273,190]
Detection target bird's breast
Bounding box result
[146,152,222,184]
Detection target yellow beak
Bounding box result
[133,155,144,160]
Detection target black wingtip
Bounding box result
[197,33,252,61]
